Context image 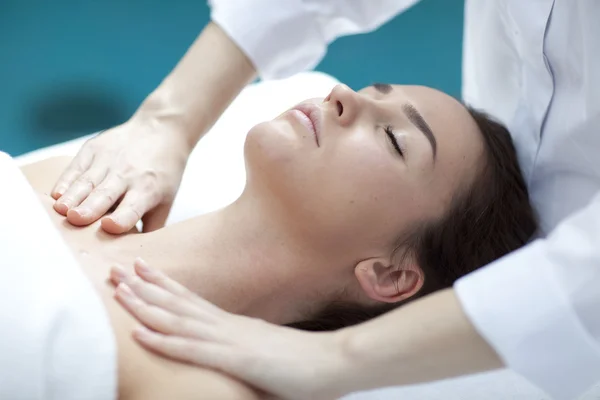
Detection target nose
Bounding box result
[325,84,360,127]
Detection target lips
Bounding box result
[292,103,321,146]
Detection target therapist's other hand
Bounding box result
[111,258,354,400]
[51,118,191,234]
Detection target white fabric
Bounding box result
[209,0,418,80]
[0,152,116,400]
[459,2,600,398]
[207,1,600,398]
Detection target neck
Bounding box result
[106,195,348,324]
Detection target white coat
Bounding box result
[209,1,600,398]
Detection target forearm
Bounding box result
[339,288,504,392]
[134,22,257,150]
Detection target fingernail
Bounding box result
[60,198,72,209]
[133,326,152,340]
[74,207,91,218]
[135,258,152,275]
[54,201,69,214]
[108,215,121,226]
[117,283,134,299]
[110,265,127,282]
[54,186,66,196]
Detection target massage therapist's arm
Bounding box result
[52,22,256,234]
[112,260,503,400]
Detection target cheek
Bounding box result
[314,144,420,237]
[324,142,406,204]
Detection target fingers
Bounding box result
[115,283,218,339]
[132,258,205,306]
[134,258,226,313]
[51,150,93,200]
[110,258,225,316]
[117,272,205,320]
[53,167,107,215]
[133,326,233,370]
[101,189,158,234]
[65,175,128,226]
[111,261,219,320]
[115,283,193,335]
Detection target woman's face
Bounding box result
[243,83,485,260]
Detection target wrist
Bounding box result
[330,325,397,396]
[126,102,195,161]
[131,89,200,154]
[316,328,372,399]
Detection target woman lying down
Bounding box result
[15,83,537,399]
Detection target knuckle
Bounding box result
[113,169,127,182]
[112,163,138,184]
[121,162,135,175]
[141,171,160,191]
[93,187,117,204]
[66,162,85,177]
[78,175,96,189]
[143,169,159,181]
[128,206,143,222]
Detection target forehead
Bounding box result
[364,83,485,189]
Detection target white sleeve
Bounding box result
[208,0,420,80]
[455,191,600,400]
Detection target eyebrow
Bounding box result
[372,83,437,161]
[372,83,393,94]
[402,104,437,160]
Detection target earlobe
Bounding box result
[354,257,424,304]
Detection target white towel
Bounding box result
[0,152,117,400]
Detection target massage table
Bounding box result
[9,71,600,400]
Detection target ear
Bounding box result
[354,256,424,304]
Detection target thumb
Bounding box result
[142,202,172,232]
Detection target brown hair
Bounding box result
[289,106,538,331]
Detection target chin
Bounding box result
[244,119,314,192]
[242,122,360,242]
[245,120,298,165]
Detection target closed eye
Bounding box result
[384,125,404,157]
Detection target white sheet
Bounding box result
[0,152,116,400]
[12,71,600,400]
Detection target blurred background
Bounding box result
[0,0,465,156]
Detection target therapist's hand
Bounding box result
[51,22,257,234]
[51,117,191,234]
[110,258,356,400]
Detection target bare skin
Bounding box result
[22,158,260,400]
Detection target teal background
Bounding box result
[0,0,465,156]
